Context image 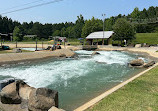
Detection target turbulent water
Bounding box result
[0,50,146,111]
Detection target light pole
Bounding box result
[0,33,2,47]
[42,41,43,50]
[102,14,106,45]
[36,38,37,51]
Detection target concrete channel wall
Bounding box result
[0,49,76,65]
[74,63,158,111]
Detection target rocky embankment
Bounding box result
[0,80,64,111]
[129,59,156,68]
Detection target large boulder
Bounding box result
[28,88,58,111]
[0,78,15,91]
[46,46,51,50]
[59,54,66,57]
[48,106,65,111]
[55,49,77,58]
[19,83,35,100]
[135,44,141,48]
[92,51,100,55]
[13,48,22,53]
[129,59,144,66]
[143,61,155,68]
[56,45,61,49]
[0,80,24,104]
[0,80,32,104]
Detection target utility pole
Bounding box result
[0,33,2,47]
[102,14,106,45]
[42,41,43,50]
[36,38,37,51]
[16,41,17,48]
[54,36,57,50]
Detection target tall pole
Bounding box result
[36,38,37,51]
[16,41,17,48]
[0,33,2,47]
[102,14,106,45]
[42,41,43,49]
[54,36,57,50]
[0,36,2,47]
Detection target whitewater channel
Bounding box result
[0,50,148,110]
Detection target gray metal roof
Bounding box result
[86,31,114,39]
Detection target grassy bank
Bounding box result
[133,33,158,45]
[87,65,158,111]
[3,38,82,46]
[3,33,158,46]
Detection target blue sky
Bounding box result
[0,0,158,24]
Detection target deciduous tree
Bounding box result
[81,17,102,38]
[13,26,23,41]
[131,7,140,19]
[113,18,135,43]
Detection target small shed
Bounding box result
[86,31,114,45]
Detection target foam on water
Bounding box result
[0,58,92,88]
[76,50,135,65]
[0,50,143,88]
[0,50,147,110]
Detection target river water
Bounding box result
[0,50,147,111]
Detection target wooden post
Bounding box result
[107,38,110,45]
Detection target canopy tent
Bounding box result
[86,31,114,39]
[86,31,114,45]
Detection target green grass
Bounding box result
[0,50,13,54]
[4,39,83,45]
[0,107,5,111]
[3,33,158,46]
[87,66,158,111]
[4,41,49,44]
[133,33,158,45]
[0,49,33,54]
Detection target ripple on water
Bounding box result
[0,50,146,110]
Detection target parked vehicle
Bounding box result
[2,45,10,50]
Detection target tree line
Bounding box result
[0,6,158,41]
